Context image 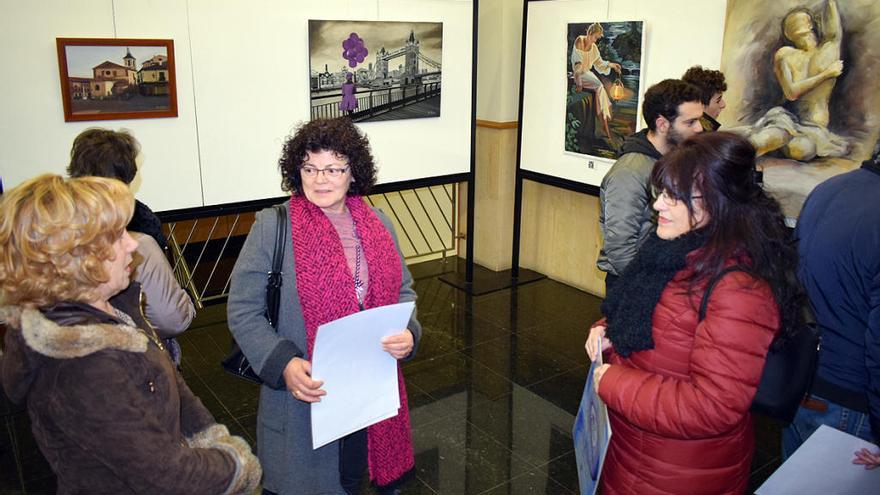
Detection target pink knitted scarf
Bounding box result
[289,194,414,486]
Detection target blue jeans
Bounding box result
[781,395,875,459]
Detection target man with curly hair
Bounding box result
[682,65,728,132]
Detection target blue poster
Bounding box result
[572,339,612,495]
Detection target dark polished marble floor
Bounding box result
[0,259,783,494]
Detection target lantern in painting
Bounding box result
[610,78,625,101]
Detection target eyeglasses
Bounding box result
[653,188,702,206]
[300,165,350,178]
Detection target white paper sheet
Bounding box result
[756,425,880,494]
[310,301,415,449]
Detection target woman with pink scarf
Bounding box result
[227,118,421,495]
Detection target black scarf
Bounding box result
[129,200,168,251]
[601,229,708,357]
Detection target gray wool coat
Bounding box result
[227,202,421,495]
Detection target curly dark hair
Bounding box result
[681,66,728,105]
[67,128,140,184]
[278,118,376,196]
[651,132,805,347]
[641,79,703,132]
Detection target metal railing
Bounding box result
[310,82,441,120]
[163,183,459,308]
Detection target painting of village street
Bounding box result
[57,38,177,121]
[565,21,644,160]
[308,20,442,123]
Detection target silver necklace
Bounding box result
[352,220,365,303]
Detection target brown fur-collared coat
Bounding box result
[0,283,261,494]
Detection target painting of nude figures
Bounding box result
[720,0,880,219]
[565,21,644,160]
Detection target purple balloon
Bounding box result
[342,32,368,69]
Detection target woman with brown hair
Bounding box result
[228,117,421,494]
[0,174,260,494]
[68,127,195,363]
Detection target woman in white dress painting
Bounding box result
[571,23,622,140]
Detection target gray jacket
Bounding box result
[597,129,661,276]
[226,202,421,495]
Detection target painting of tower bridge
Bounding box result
[308,20,443,123]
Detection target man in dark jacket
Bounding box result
[782,140,880,468]
[597,79,704,288]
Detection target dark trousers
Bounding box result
[339,429,368,494]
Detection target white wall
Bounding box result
[0,0,203,211]
[518,0,728,186]
[0,0,474,211]
[476,0,523,122]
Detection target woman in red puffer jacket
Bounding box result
[586,132,804,494]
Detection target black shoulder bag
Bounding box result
[221,204,287,384]
[699,267,820,423]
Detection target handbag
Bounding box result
[221,204,287,384]
[699,266,820,423]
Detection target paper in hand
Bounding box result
[310,301,415,449]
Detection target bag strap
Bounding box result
[698,266,746,321]
[266,204,287,328]
[271,204,286,275]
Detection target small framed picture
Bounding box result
[56,38,178,122]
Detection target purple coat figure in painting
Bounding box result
[340,73,358,114]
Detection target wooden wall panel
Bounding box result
[473,125,518,270]
[519,180,606,297]
[165,212,255,245]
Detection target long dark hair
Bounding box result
[651,132,803,344]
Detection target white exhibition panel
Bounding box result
[476,0,523,123]
[0,0,203,211]
[190,0,474,206]
[0,0,473,211]
[519,0,727,187]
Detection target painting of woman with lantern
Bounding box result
[565,21,644,160]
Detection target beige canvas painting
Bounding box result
[720,0,880,219]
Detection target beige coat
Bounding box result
[131,232,195,337]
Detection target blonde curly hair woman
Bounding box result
[0,174,261,494]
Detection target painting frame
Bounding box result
[56,38,178,122]
[307,20,443,123]
[564,20,645,161]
